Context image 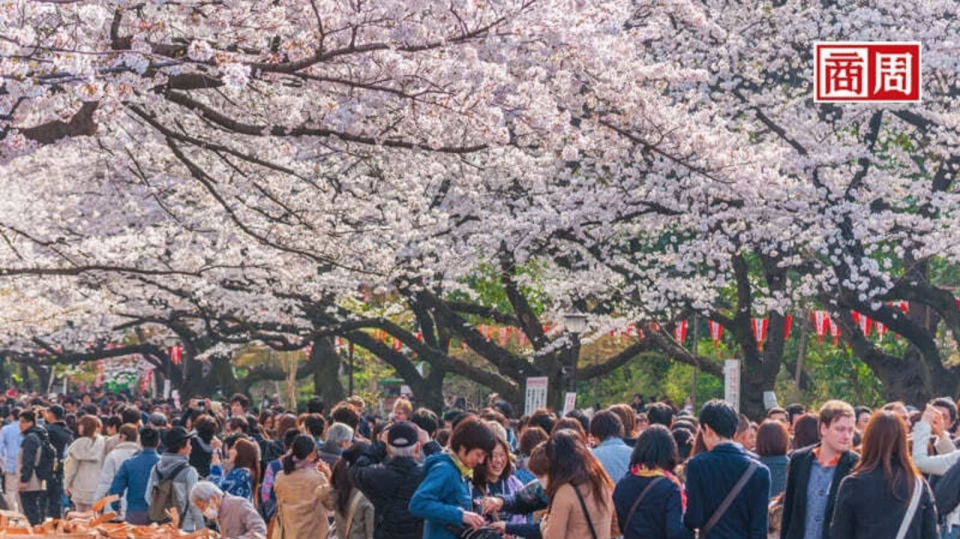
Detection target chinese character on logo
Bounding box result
[821,49,868,98]
[874,53,912,95]
[814,42,921,103]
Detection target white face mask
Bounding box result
[536,476,548,490]
[202,505,219,520]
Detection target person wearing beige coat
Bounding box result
[64,416,106,512]
[273,434,332,539]
[541,482,616,539]
[321,484,375,539]
[540,430,617,539]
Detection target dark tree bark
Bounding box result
[31,364,52,394]
[0,357,8,393]
[310,336,345,405]
[19,363,31,392]
[211,355,241,397]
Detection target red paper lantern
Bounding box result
[708,320,723,348]
[752,318,769,350]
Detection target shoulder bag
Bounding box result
[573,484,600,539]
[697,461,758,539]
[623,476,665,532]
[894,477,924,539]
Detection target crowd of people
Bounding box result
[0,388,956,539]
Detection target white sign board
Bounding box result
[163,380,171,400]
[562,392,577,416]
[724,359,741,413]
[525,377,549,416]
[763,391,779,411]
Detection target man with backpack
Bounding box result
[17,409,56,525]
[43,404,73,519]
[145,426,204,531]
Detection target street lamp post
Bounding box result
[563,313,588,393]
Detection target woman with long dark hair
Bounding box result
[613,425,692,539]
[830,411,937,539]
[273,434,332,539]
[541,429,616,539]
[322,445,375,539]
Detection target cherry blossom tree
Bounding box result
[4,0,959,416]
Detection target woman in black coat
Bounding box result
[830,411,938,539]
[612,425,693,539]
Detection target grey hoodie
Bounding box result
[145,453,204,531]
[95,441,141,514]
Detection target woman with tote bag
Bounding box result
[829,411,938,539]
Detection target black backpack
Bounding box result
[259,439,284,475]
[34,437,57,482]
[933,459,960,520]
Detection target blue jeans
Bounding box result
[943,524,960,539]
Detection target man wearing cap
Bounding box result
[145,427,204,531]
[348,421,431,539]
[43,404,73,519]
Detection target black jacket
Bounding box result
[684,442,771,539]
[614,475,694,539]
[780,445,859,539]
[189,436,214,478]
[258,438,284,476]
[19,425,52,486]
[829,468,938,539]
[45,421,73,476]
[349,442,425,539]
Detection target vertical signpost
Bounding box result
[525,377,549,416]
[724,359,741,413]
[562,392,577,416]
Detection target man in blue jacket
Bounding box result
[0,406,23,512]
[684,399,771,539]
[108,426,161,525]
[409,417,497,539]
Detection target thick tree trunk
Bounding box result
[20,363,32,392]
[180,351,209,397]
[0,357,8,393]
[417,366,446,412]
[865,346,960,406]
[32,364,52,394]
[740,363,772,420]
[311,337,345,405]
[212,355,240,397]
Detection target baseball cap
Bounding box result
[164,426,190,448]
[148,412,168,427]
[387,421,419,448]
